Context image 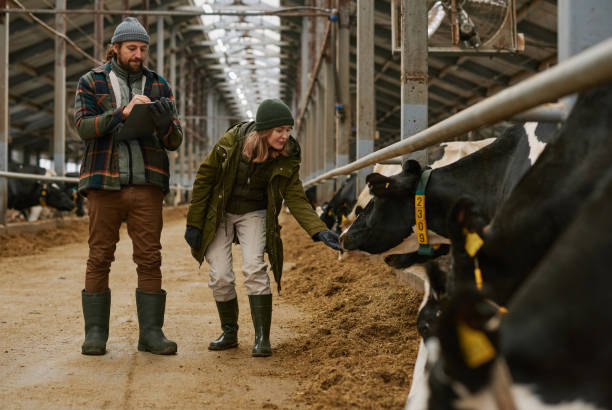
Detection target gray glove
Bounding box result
[150,97,173,136]
[184,225,202,250]
[313,230,343,252]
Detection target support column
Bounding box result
[200,77,206,160]
[558,0,612,111]
[122,0,129,19]
[94,0,104,61]
[316,84,324,179]
[194,72,200,166]
[178,52,186,186]
[206,89,215,153]
[401,0,428,166]
[305,110,313,180]
[356,0,375,192]
[187,62,194,184]
[302,111,309,180]
[309,109,317,182]
[54,0,66,175]
[335,0,351,169]
[142,0,149,32]
[156,15,164,77]
[322,35,336,203]
[168,26,177,185]
[0,1,8,226]
[314,73,327,201]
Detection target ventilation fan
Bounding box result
[391,0,524,55]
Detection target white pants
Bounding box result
[205,209,271,302]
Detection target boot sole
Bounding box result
[82,347,106,355]
[208,342,238,351]
[138,343,177,355]
[252,351,272,357]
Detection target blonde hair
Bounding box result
[242,129,289,163]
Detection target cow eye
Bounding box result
[355,206,363,216]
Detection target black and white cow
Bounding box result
[7,163,74,215]
[319,174,357,233]
[414,165,612,410]
[406,83,612,410]
[445,83,612,305]
[339,121,557,268]
[342,140,494,234]
[63,172,85,217]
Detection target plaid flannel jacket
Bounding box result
[74,62,183,194]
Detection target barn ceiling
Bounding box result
[282,0,558,150]
[6,0,558,162]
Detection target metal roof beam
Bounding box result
[186,23,296,32]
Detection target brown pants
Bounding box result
[85,186,164,293]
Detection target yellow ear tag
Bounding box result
[341,214,348,225]
[463,229,484,257]
[457,320,496,368]
[385,182,390,189]
[327,209,333,216]
[474,267,483,290]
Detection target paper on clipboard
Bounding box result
[116,102,171,141]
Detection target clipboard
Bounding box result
[115,102,171,141]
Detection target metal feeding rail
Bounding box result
[303,37,612,188]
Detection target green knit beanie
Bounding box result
[254,99,294,131]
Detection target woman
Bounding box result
[184,99,341,357]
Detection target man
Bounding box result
[74,17,183,355]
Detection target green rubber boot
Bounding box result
[249,294,272,357]
[136,289,177,355]
[208,298,239,350]
[81,289,111,355]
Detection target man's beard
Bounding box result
[117,54,143,73]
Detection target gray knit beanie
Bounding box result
[111,17,150,44]
[254,99,294,131]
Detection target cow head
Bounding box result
[340,160,421,253]
[41,183,75,211]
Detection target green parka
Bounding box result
[186,121,327,293]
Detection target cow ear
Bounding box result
[366,173,396,197]
[365,172,388,186]
[402,160,422,176]
[437,289,500,377]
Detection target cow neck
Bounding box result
[466,231,509,315]
[415,168,434,256]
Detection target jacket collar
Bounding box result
[93,61,155,80]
